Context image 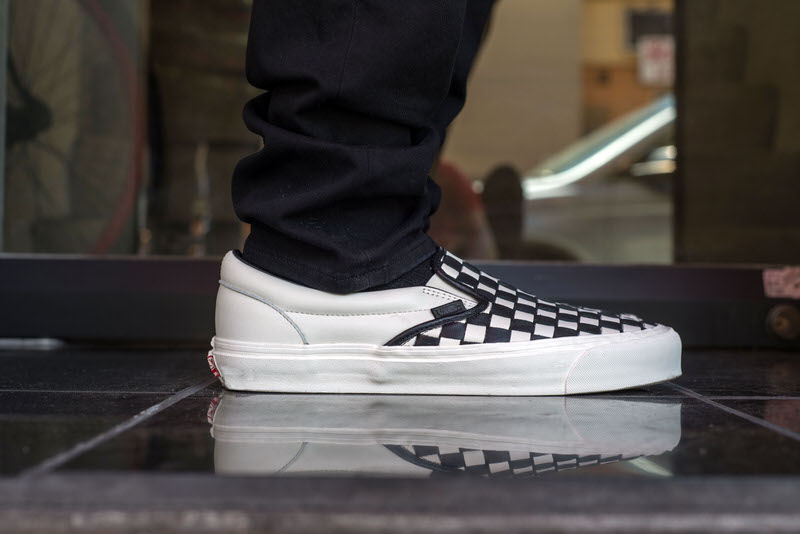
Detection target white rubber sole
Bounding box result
[208,324,681,395]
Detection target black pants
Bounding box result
[234,0,495,293]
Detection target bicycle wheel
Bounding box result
[4,0,143,253]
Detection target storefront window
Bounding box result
[2,0,678,262]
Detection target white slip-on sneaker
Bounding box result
[208,393,682,477]
[208,249,682,395]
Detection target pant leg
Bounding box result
[432,0,496,149]
[233,0,469,293]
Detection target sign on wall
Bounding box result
[637,35,675,87]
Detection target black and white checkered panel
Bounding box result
[397,445,640,478]
[408,251,655,347]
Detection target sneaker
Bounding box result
[208,249,681,395]
[208,392,682,477]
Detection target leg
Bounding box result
[433,0,496,149]
[233,0,470,293]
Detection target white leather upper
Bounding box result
[216,251,477,345]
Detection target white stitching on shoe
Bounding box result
[422,287,474,302]
[284,310,434,317]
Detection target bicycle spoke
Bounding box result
[49,100,83,117]
[34,58,84,98]
[25,1,51,86]
[41,82,86,111]
[21,145,52,218]
[31,139,71,167]
[27,23,81,91]
[21,1,46,84]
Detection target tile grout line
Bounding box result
[19,378,218,478]
[3,390,797,400]
[0,388,214,395]
[667,382,800,442]
[706,396,800,401]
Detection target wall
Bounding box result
[583,0,673,64]
[148,0,258,255]
[582,0,673,131]
[677,0,800,263]
[441,0,582,180]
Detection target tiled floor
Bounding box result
[1,347,797,479]
[1,347,798,531]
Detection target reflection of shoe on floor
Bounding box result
[209,249,681,395]
[209,393,682,477]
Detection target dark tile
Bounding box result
[58,389,800,478]
[675,349,800,397]
[0,391,170,475]
[0,348,212,393]
[62,387,220,473]
[664,400,800,475]
[6,347,798,478]
[716,398,800,435]
[588,382,681,398]
[65,391,681,477]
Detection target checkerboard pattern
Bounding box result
[390,444,640,478]
[406,251,655,347]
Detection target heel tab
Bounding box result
[220,249,253,283]
[222,249,240,267]
[220,250,240,274]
